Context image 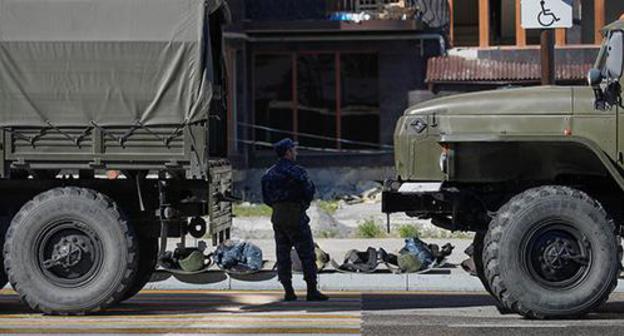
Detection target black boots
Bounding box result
[282,282,298,301]
[306,288,329,301]
[306,281,329,302]
[284,291,298,302]
[281,281,329,302]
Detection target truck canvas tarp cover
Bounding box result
[0,0,222,128]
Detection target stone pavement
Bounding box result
[2,289,624,335]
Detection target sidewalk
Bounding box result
[148,238,489,292]
[149,238,624,293]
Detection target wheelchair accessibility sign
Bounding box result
[521,0,573,29]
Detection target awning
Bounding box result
[426,56,592,85]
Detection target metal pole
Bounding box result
[540,29,555,85]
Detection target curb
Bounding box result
[144,269,488,292]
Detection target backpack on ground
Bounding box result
[380,238,454,274]
[292,243,331,272]
[331,247,379,273]
[214,240,264,274]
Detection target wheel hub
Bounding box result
[539,237,588,279]
[523,222,591,289]
[36,222,103,287]
[43,235,91,270]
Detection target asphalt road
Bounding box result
[2,289,624,335]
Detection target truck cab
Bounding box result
[383,17,624,319]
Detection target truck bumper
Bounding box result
[381,180,451,216]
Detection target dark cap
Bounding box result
[274,138,296,157]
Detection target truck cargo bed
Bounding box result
[3,124,208,174]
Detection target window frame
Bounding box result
[251,50,380,151]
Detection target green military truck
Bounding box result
[0,0,233,314]
[383,19,624,318]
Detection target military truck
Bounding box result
[0,0,233,314]
[383,18,624,319]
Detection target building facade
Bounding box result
[222,0,624,171]
[223,0,450,169]
[427,0,624,92]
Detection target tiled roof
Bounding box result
[426,56,592,84]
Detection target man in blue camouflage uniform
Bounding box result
[261,138,329,302]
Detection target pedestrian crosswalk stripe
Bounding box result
[0,313,360,320]
[0,318,360,326]
[0,291,362,335]
[0,327,361,334]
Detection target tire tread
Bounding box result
[483,185,619,319]
[3,187,137,315]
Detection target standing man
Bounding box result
[261,138,329,302]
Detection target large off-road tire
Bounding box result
[0,217,10,289]
[472,232,493,295]
[0,260,6,290]
[120,236,158,301]
[3,187,137,315]
[484,186,620,319]
[474,232,513,314]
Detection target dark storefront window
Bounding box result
[452,0,479,47]
[253,54,293,146]
[297,54,337,148]
[340,54,379,149]
[253,52,379,151]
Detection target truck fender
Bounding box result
[440,134,624,192]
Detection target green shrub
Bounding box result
[317,229,339,239]
[356,218,385,238]
[397,224,421,238]
[317,200,340,215]
[233,204,272,217]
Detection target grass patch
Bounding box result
[317,200,340,215]
[397,224,421,238]
[356,218,386,238]
[418,228,474,239]
[233,203,272,217]
[317,229,340,239]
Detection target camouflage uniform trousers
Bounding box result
[271,202,317,285]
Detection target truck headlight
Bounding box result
[439,145,449,174]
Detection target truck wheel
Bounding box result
[3,187,137,315]
[120,236,158,301]
[484,186,619,319]
[0,258,6,289]
[474,232,513,314]
[472,232,493,295]
[0,218,9,289]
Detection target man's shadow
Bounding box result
[239,293,624,319]
[237,292,495,313]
